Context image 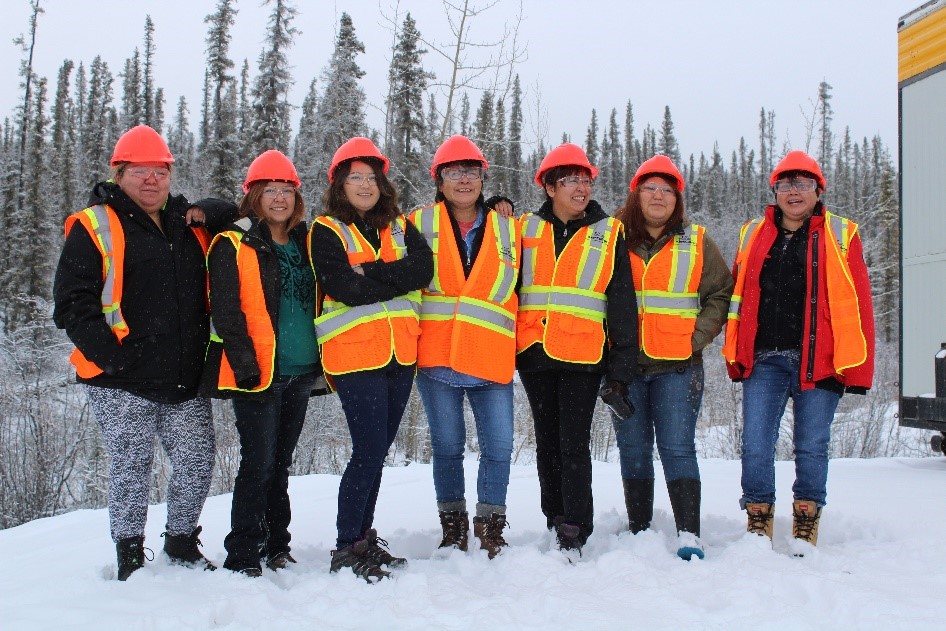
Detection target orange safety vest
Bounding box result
[206,230,276,392]
[517,214,621,364]
[630,224,705,360]
[63,204,211,379]
[312,215,422,375]
[722,211,867,373]
[409,204,520,384]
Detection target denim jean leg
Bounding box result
[416,372,468,505]
[790,385,840,506]
[466,381,514,507]
[226,385,284,565]
[652,366,702,482]
[265,373,317,554]
[740,354,793,506]
[612,377,656,480]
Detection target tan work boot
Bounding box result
[473,513,509,559]
[792,500,822,546]
[746,502,774,540]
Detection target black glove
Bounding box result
[600,380,634,418]
[236,373,261,390]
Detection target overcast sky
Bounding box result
[1,0,923,163]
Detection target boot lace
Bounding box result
[364,529,407,568]
[747,509,773,535]
[480,514,509,548]
[793,508,819,542]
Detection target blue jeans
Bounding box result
[333,361,415,548]
[416,371,514,509]
[612,365,703,482]
[740,351,841,507]
[225,372,317,568]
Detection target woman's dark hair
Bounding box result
[434,159,488,211]
[541,165,592,202]
[321,157,401,228]
[614,174,686,249]
[238,180,306,230]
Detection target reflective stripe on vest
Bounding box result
[517,214,620,364]
[410,204,519,382]
[312,215,421,374]
[207,231,276,392]
[631,224,705,360]
[63,204,210,379]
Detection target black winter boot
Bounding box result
[116,536,148,581]
[162,526,217,571]
[667,478,704,560]
[622,478,654,534]
[438,510,470,552]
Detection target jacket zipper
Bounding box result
[806,231,819,380]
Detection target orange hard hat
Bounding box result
[110,125,175,166]
[630,154,685,192]
[534,143,598,187]
[769,150,826,190]
[430,135,488,179]
[243,150,301,193]
[328,137,390,183]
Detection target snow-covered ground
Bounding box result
[1,457,943,630]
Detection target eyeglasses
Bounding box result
[261,186,296,199]
[557,176,594,189]
[640,184,675,196]
[124,167,171,181]
[345,173,378,186]
[441,167,483,181]
[775,177,818,193]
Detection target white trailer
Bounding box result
[898,0,946,452]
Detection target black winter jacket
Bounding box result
[200,216,319,398]
[515,200,639,384]
[53,182,233,403]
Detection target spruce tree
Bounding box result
[120,50,142,129]
[312,13,367,191]
[249,0,298,155]
[492,97,508,195]
[658,105,680,164]
[507,75,524,204]
[51,60,78,223]
[385,13,432,211]
[293,78,320,195]
[82,56,114,189]
[142,16,157,128]
[585,109,599,167]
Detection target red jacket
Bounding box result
[726,205,875,392]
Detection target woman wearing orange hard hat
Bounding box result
[723,150,875,552]
[517,143,638,556]
[309,137,433,582]
[613,155,733,561]
[200,149,323,577]
[53,125,232,580]
[408,135,519,559]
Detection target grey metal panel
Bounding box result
[901,67,946,396]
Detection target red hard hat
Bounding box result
[769,150,826,190]
[329,137,390,183]
[534,143,598,187]
[110,125,175,166]
[243,150,301,193]
[630,154,685,192]
[430,135,488,179]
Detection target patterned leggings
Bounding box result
[85,385,215,542]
